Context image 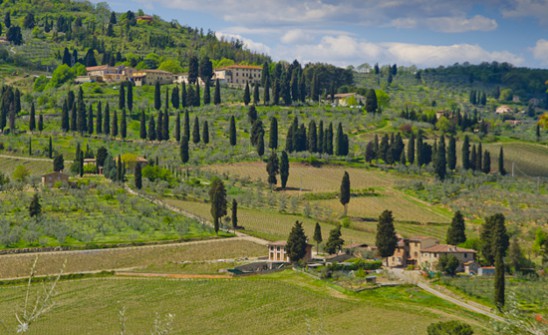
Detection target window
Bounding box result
[464,253,467,258]
[277,246,280,251]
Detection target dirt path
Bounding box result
[124,185,270,246]
[115,272,232,279]
[0,154,73,163]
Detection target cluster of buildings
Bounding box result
[77,64,263,87]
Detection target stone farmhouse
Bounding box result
[267,241,313,263]
[214,65,262,86]
[84,66,173,86]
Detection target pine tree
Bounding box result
[266,150,279,187]
[435,135,447,180]
[28,102,36,131]
[482,150,491,174]
[280,151,289,190]
[174,112,181,142]
[269,117,278,150]
[111,109,118,137]
[209,178,227,234]
[154,81,161,110]
[446,211,466,245]
[243,82,251,106]
[231,199,238,231]
[120,108,127,139]
[192,116,200,144]
[214,79,221,105]
[29,193,41,218]
[498,147,506,175]
[376,210,398,258]
[339,171,351,216]
[134,163,142,189]
[229,115,236,146]
[180,136,189,163]
[140,110,147,139]
[286,221,308,262]
[313,222,323,253]
[462,135,470,170]
[202,120,210,144]
[325,225,344,255]
[104,103,110,135]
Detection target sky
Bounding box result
[92,0,548,69]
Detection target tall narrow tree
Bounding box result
[313,222,323,253]
[181,82,188,108]
[482,150,491,174]
[376,210,398,259]
[269,117,278,150]
[447,135,456,170]
[171,86,180,109]
[266,150,279,187]
[192,116,200,144]
[148,114,156,141]
[183,110,190,140]
[38,114,43,132]
[209,178,227,234]
[96,102,103,134]
[202,120,210,144]
[134,162,142,190]
[435,135,447,180]
[498,147,506,175]
[180,136,189,163]
[174,112,181,142]
[120,108,127,139]
[253,83,260,105]
[446,211,466,245]
[339,171,351,216]
[203,79,211,105]
[139,110,147,139]
[229,115,236,146]
[88,104,94,134]
[280,151,289,189]
[214,79,221,105]
[231,199,238,232]
[243,82,251,106]
[462,135,470,170]
[127,81,133,111]
[119,82,125,110]
[154,81,161,110]
[286,221,308,262]
[111,109,118,137]
[104,103,110,135]
[29,102,36,131]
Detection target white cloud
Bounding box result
[215,32,271,55]
[501,0,548,24]
[427,15,498,33]
[532,39,548,64]
[281,29,315,44]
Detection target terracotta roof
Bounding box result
[420,244,476,253]
[216,65,262,71]
[86,65,113,71]
[409,236,438,242]
[268,241,287,246]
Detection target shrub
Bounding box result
[427,320,473,335]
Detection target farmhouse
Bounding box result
[386,236,439,268]
[419,244,476,272]
[214,65,262,86]
[132,69,174,86]
[41,172,69,187]
[267,241,312,263]
[496,105,513,114]
[333,93,365,107]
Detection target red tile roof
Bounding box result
[420,244,476,253]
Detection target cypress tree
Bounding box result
[202,120,210,144]
[339,171,351,216]
[462,135,470,170]
[435,135,447,180]
[286,221,308,262]
[171,86,180,109]
[139,110,147,139]
[477,142,483,172]
[121,108,127,139]
[209,178,227,234]
[376,210,398,258]
[203,79,211,105]
[257,132,265,157]
[308,120,317,153]
[28,137,32,156]
[181,82,188,108]
[77,87,86,133]
[70,104,77,131]
[446,211,466,245]
[29,102,36,131]
[313,222,323,253]
[272,79,280,105]
[269,117,278,150]
[194,82,200,107]
[416,133,423,166]
[154,81,161,110]
[165,88,169,112]
[266,150,279,187]
[180,136,189,163]
[498,147,506,175]
[104,103,110,135]
[183,110,190,140]
[96,102,103,134]
[229,115,236,146]
[408,133,415,164]
[214,79,221,105]
[29,193,41,218]
[48,136,53,159]
[494,252,505,311]
[243,82,251,106]
[470,145,477,171]
[88,104,94,134]
[447,135,456,170]
[127,81,133,111]
[148,113,156,141]
[325,224,345,255]
[365,89,378,114]
[327,122,334,155]
[253,83,260,105]
[134,163,142,189]
[38,114,44,132]
[119,82,125,110]
[231,199,238,231]
[280,150,289,189]
[174,112,181,142]
[186,84,195,107]
[318,120,324,154]
[192,116,200,144]
[263,77,270,105]
[482,150,491,174]
[163,109,169,140]
[53,153,64,172]
[111,109,118,137]
[156,111,163,141]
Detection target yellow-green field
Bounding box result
[0,271,491,335]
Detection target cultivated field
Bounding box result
[0,272,491,335]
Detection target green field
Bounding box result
[0,272,491,335]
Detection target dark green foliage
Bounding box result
[199,56,213,82]
[498,147,506,175]
[257,132,265,157]
[48,136,52,159]
[180,136,189,163]
[339,171,350,216]
[482,150,491,174]
[494,252,505,310]
[231,199,238,231]
[53,154,64,172]
[70,104,77,131]
[104,103,110,135]
[29,102,36,131]
[120,109,127,139]
[408,133,415,164]
[476,143,483,173]
[183,110,190,140]
[214,79,221,105]
[134,163,142,190]
[174,112,181,142]
[61,100,69,132]
[313,222,322,252]
[229,115,236,146]
[376,210,397,258]
[203,79,211,105]
[325,224,344,255]
[38,114,43,132]
[253,83,260,105]
[119,82,125,110]
[7,26,23,45]
[156,112,163,141]
[88,104,94,134]
[84,49,97,67]
[462,135,470,170]
[481,213,509,265]
[280,151,289,190]
[470,145,477,171]
[209,178,227,234]
[111,109,118,137]
[266,150,279,187]
[148,113,156,141]
[188,56,199,84]
[181,82,188,107]
[447,211,466,245]
[427,321,474,335]
[192,116,200,144]
[269,117,278,150]
[308,120,317,153]
[202,121,209,144]
[335,123,349,156]
[4,11,10,28]
[96,147,108,168]
[243,82,250,105]
[379,134,389,163]
[366,89,378,114]
[435,135,447,180]
[286,221,308,262]
[140,110,147,139]
[365,141,376,163]
[194,82,201,107]
[250,120,264,147]
[171,86,180,109]
[163,109,169,141]
[96,102,102,134]
[154,81,161,110]
[29,193,41,218]
[438,254,459,276]
[263,77,270,105]
[447,135,456,170]
[248,105,258,124]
